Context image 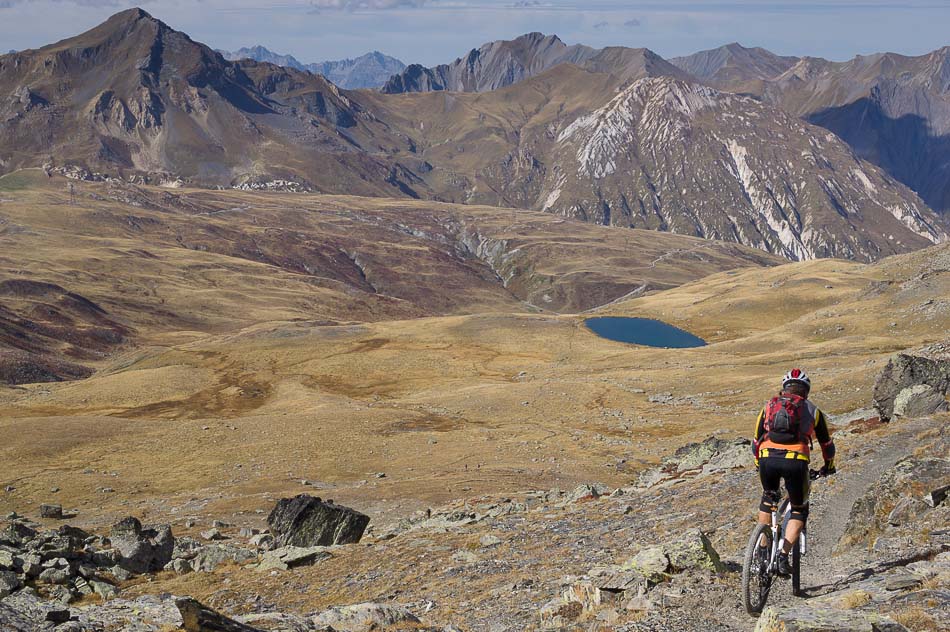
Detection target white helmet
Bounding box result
[782,368,811,391]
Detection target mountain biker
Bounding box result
[752,369,836,577]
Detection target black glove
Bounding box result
[819,463,836,477]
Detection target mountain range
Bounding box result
[219,46,405,89]
[381,32,689,94]
[0,9,948,262]
[384,37,950,219]
[672,43,950,215]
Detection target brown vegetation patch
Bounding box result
[382,413,466,434]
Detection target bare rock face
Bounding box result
[109,517,174,574]
[839,436,950,552]
[873,343,950,421]
[267,495,369,548]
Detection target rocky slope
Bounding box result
[368,68,947,261]
[221,46,406,89]
[693,46,950,216]
[1,393,946,630]
[381,32,688,94]
[542,76,945,260]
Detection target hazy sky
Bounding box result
[0,1,947,66]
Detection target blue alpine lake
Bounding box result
[585,317,707,348]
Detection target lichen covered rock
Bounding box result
[755,605,909,632]
[267,495,369,548]
[873,343,950,421]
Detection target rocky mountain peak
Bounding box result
[671,43,799,86]
[381,33,682,94]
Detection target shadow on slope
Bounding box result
[808,97,950,214]
[0,279,129,384]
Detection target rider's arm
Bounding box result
[814,408,836,470]
[752,407,766,467]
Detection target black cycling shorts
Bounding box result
[759,457,810,521]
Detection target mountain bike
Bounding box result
[741,469,823,614]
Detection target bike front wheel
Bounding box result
[742,523,774,615]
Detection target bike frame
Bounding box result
[765,499,808,572]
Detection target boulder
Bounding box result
[873,343,950,421]
[39,505,64,520]
[622,546,670,582]
[257,546,331,572]
[0,522,36,547]
[0,570,21,598]
[200,528,226,541]
[172,536,203,560]
[267,495,369,547]
[37,567,71,585]
[45,608,71,624]
[924,484,950,508]
[89,579,119,600]
[754,605,909,632]
[237,612,316,632]
[176,597,265,632]
[165,558,193,575]
[886,497,930,526]
[190,545,258,573]
[893,384,948,418]
[248,533,273,549]
[311,603,421,631]
[664,437,751,473]
[663,529,725,573]
[562,483,612,504]
[109,517,174,574]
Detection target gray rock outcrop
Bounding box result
[754,606,908,632]
[267,495,369,548]
[256,546,331,572]
[840,449,950,551]
[177,597,265,632]
[873,343,950,421]
[109,517,174,574]
[311,602,421,631]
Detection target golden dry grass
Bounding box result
[891,607,940,631]
[0,173,948,538]
[839,590,873,609]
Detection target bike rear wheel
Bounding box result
[742,523,774,615]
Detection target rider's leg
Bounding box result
[783,517,805,550]
[781,460,811,550]
[758,460,782,530]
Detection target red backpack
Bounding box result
[764,394,806,444]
